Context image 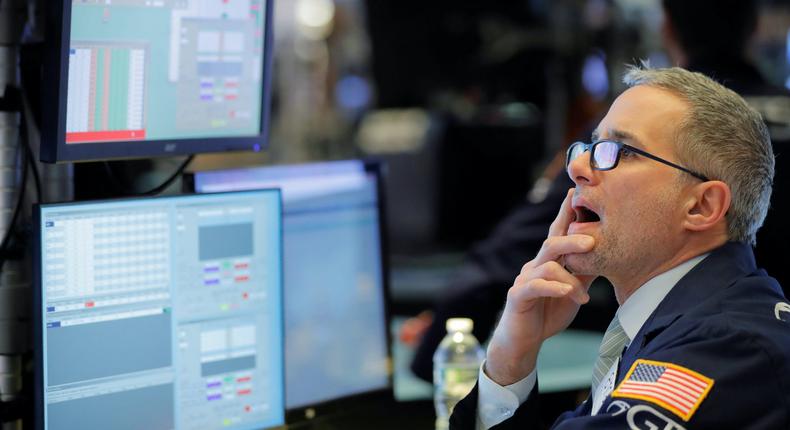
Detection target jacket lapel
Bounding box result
[617,241,758,380]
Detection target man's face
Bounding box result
[564,85,691,281]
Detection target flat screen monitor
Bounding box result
[34,190,285,430]
[192,160,392,413]
[41,0,274,163]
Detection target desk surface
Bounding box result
[392,318,602,400]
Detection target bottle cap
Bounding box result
[446,318,473,333]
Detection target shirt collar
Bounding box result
[617,253,709,341]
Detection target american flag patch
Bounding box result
[611,359,714,421]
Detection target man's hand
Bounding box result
[485,188,596,386]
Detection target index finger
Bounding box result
[548,188,575,237]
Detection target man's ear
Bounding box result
[683,181,731,233]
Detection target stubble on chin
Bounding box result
[563,232,623,278]
[563,252,601,277]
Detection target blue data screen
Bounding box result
[66,0,267,144]
[38,190,284,430]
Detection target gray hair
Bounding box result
[623,64,774,245]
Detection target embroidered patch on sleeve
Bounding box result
[611,359,714,421]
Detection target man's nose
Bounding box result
[566,150,596,186]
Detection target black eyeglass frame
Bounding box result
[566,140,710,182]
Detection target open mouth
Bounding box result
[573,206,601,223]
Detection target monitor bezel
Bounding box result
[41,0,275,163]
[33,189,287,430]
[187,160,396,423]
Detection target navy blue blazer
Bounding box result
[450,242,790,429]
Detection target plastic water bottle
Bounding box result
[433,318,485,430]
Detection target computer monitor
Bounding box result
[41,0,274,163]
[34,190,285,430]
[191,160,392,415]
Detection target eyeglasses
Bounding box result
[566,140,709,182]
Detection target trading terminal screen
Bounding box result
[65,0,267,144]
[194,160,391,409]
[36,190,284,430]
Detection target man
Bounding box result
[450,65,790,429]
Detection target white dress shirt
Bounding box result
[475,253,709,429]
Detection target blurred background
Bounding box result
[2,0,790,428]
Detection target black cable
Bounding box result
[102,155,195,197]
[19,112,41,204]
[0,144,29,272]
[101,161,130,195]
[140,155,194,196]
[0,83,34,271]
[20,85,42,204]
